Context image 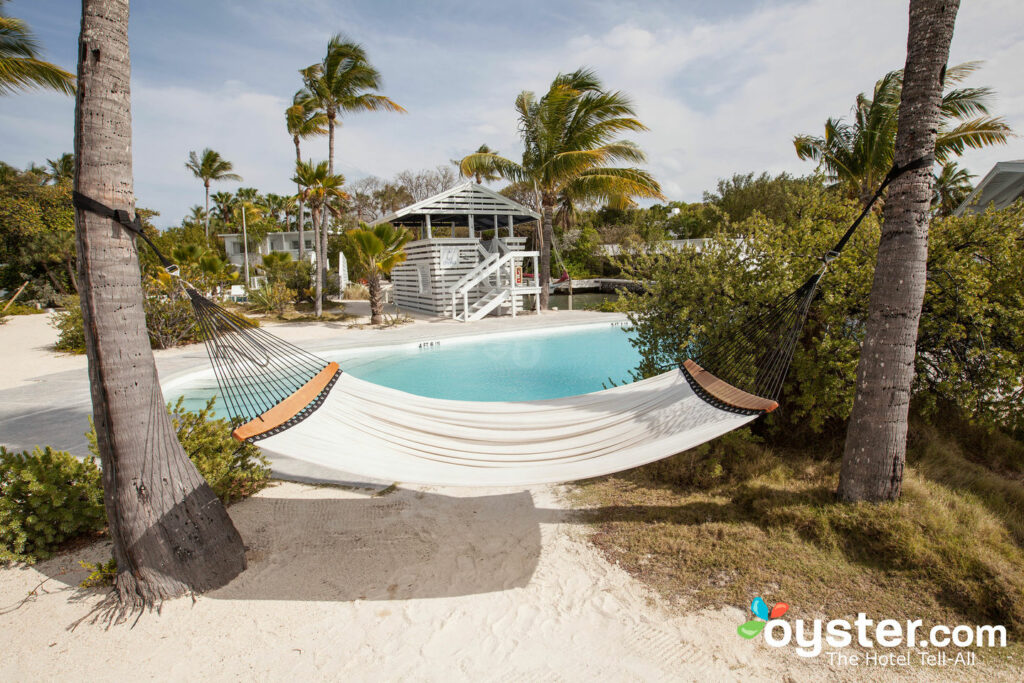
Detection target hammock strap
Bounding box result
[72,191,179,274]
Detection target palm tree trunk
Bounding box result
[294,137,304,260]
[539,202,554,310]
[324,115,335,315]
[312,204,323,317]
[368,272,383,325]
[75,0,246,609]
[838,0,958,503]
[204,181,210,238]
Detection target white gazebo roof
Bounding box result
[371,182,540,230]
[954,160,1024,216]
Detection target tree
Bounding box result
[297,35,404,179]
[932,161,974,216]
[453,144,502,183]
[286,99,327,259]
[347,223,412,324]
[293,159,346,317]
[185,148,241,237]
[838,0,961,503]
[0,1,75,96]
[74,0,245,609]
[460,68,663,308]
[794,61,1010,206]
[45,153,74,185]
[210,190,236,227]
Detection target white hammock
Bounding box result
[253,368,760,487]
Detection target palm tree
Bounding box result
[348,223,412,324]
[297,34,405,179]
[794,61,1011,206]
[211,190,236,227]
[286,99,327,259]
[932,161,974,216]
[838,0,960,503]
[73,0,244,608]
[0,1,75,96]
[460,68,663,308]
[453,144,502,183]
[44,153,74,185]
[185,148,242,237]
[292,159,347,317]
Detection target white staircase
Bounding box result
[464,288,510,321]
[446,240,540,321]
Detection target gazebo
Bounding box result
[373,183,542,320]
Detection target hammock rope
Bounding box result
[72,155,932,447]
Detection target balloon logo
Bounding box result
[737,597,790,639]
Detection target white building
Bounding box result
[955,160,1024,215]
[219,231,317,268]
[372,183,542,321]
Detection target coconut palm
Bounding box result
[453,144,502,183]
[44,153,74,185]
[839,0,959,502]
[297,34,405,180]
[0,1,75,96]
[185,148,242,236]
[932,161,974,216]
[286,99,327,258]
[211,191,236,227]
[460,68,663,308]
[292,159,347,317]
[347,223,412,324]
[73,0,244,607]
[794,62,1012,206]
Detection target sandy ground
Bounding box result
[0,312,1001,681]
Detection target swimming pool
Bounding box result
[166,322,643,416]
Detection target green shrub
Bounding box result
[88,397,271,504]
[2,301,44,315]
[0,446,105,563]
[52,295,86,353]
[247,281,296,316]
[143,290,201,349]
[79,557,117,588]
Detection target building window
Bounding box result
[233,242,243,254]
[305,240,313,249]
[291,240,299,250]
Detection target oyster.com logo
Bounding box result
[738,596,789,639]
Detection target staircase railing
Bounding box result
[450,251,517,321]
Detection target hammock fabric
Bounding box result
[71,156,931,487]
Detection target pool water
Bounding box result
[168,323,642,416]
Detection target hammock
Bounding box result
[71,157,930,487]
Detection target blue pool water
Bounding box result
[168,323,642,416]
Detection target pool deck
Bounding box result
[0,305,626,484]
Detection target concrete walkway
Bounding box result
[0,305,625,484]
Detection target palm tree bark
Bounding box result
[367,272,383,325]
[203,180,210,238]
[539,202,554,310]
[312,205,323,317]
[75,0,245,608]
[293,137,305,260]
[838,0,959,502]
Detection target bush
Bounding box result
[620,188,1024,435]
[0,446,105,563]
[343,282,369,300]
[52,295,86,353]
[144,290,201,349]
[247,281,296,316]
[88,397,271,504]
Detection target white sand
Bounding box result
[0,312,992,681]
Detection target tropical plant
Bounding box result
[44,153,74,185]
[932,161,974,216]
[794,61,1011,206]
[0,1,75,96]
[185,148,242,236]
[455,144,502,183]
[839,0,960,503]
[347,223,412,324]
[292,159,347,317]
[211,190,236,226]
[247,281,295,316]
[459,68,663,308]
[286,99,328,258]
[297,35,405,179]
[76,0,245,607]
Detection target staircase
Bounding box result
[464,288,510,321]
[449,251,516,321]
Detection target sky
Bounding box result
[2,0,1023,229]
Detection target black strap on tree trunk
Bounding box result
[72,191,178,275]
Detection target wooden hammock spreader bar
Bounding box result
[682,359,779,414]
[231,362,341,442]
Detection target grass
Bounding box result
[569,421,1024,666]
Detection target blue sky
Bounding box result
[3,0,1023,228]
